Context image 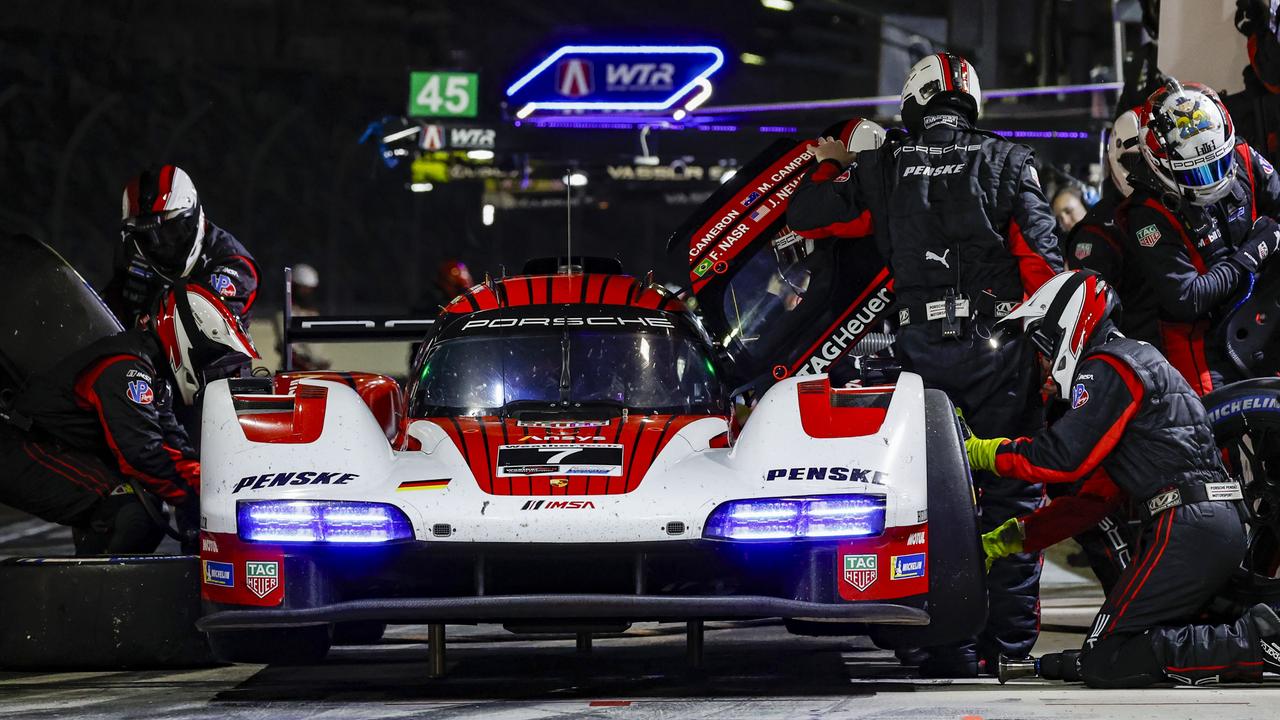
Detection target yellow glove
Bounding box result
[965,435,1006,473]
[981,517,1025,571]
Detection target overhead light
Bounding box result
[720,169,738,184]
[563,172,589,187]
[515,103,537,119]
[682,79,714,113]
[761,0,794,10]
[410,182,434,193]
[382,126,421,143]
[740,52,767,66]
[466,149,495,161]
[482,203,495,226]
[634,155,661,166]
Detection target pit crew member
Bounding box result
[104,165,260,328]
[787,51,1062,676]
[1117,79,1280,394]
[0,284,256,554]
[968,269,1280,688]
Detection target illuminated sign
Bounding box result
[506,44,725,113]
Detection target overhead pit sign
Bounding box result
[506,45,724,112]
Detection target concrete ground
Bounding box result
[2,507,1279,719]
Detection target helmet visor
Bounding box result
[1172,151,1234,189]
[124,210,199,275]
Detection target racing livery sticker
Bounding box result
[891,553,926,580]
[1136,224,1161,247]
[203,560,234,587]
[127,379,154,405]
[1205,394,1280,424]
[397,479,450,491]
[210,272,237,297]
[1071,383,1090,409]
[496,444,623,477]
[1074,241,1092,260]
[233,471,359,493]
[520,500,596,510]
[693,257,714,277]
[764,466,888,484]
[842,554,877,591]
[245,561,280,599]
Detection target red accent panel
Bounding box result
[937,53,953,91]
[1238,145,1258,222]
[796,379,888,438]
[154,165,175,212]
[125,177,141,217]
[995,355,1144,483]
[1158,320,1213,396]
[1106,510,1174,634]
[809,160,842,183]
[1007,218,1057,294]
[235,386,328,444]
[199,531,285,607]
[836,523,929,601]
[275,372,403,441]
[795,209,874,240]
[1021,468,1123,552]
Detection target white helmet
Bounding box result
[1106,107,1143,197]
[842,117,886,153]
[996,270,1118,402]
[1138,79,1237,206]
[121,165,206,280]
[153,283,258,405]
[292,263,320,289]
[900,52,983,129]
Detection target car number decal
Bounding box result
[496,444,624,477]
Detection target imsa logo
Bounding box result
[842,554,877,591]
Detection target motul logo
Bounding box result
[556,59,594,97]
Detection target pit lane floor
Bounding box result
[3,508,1280,719]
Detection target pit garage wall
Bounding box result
[1158,0,1250,95]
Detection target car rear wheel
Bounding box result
[207,625,332,665]
[867,388,985,649]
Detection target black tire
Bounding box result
[1201,379,1280,604]
[332,620,387,645]
[868,388,986,649]
[0,555,214,669]
[207,625,332,665]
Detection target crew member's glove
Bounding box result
[1232,217,1280,274]
[965,435,1006,473]
[981,517,1026,571]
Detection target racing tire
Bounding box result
[332,621,387,645]
[1202,379,1280,606]
[867,389,986,649]
[207,625,332,665]
[0,555,215,669]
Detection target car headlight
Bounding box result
[703,495,886,541]
[237,500,414,544]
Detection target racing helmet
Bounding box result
[1106,107,1143,197]
[900,52,983,130]
[121,165,206,280]
[1138,79,1237,206]
[995,270,1117,402]
[843,117,887,153]
[152,282,258,405]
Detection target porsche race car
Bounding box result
[194,257,985,668]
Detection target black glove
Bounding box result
[1232,217,1280,274]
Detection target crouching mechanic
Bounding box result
[0,284,257,554]
[967,269,1280,687]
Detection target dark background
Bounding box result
[1,0,1127,313]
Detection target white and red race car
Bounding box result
[194,257,984,668]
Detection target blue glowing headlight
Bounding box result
[703,495,886,541]
[237,500,414,544]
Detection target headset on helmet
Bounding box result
[1138,79,1237,206]
[995,270,1118,402]
[121,165,206,280]
[900,52,983,130]
[152,282,258,405]
[1106,107,1143,197]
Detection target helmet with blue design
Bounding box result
[1139,79,1237,206]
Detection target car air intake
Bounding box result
[666,521,686,536]
[432,523,453,538]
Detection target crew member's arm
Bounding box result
[1007,157,1065,293]
[1122,201,1244,321]
[786,139,874,240]
[73,356,200,504]
[201,253,260,323]
[967,354,1144,484]
[1020,469,1125,552]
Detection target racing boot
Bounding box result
[1249,603,1280,673]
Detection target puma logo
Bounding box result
[925,248,951,268]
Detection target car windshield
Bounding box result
[410,328,725,416]
[719,236,825,361]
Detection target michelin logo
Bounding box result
[1206,395,1280,424]
[891,553,926,580]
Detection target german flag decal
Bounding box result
[397,479,450,491]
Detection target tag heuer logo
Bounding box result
[245,561,280,599]
[1136,224,1161,247]
[842,554,877,591]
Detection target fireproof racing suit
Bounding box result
[0,330,199,553]
[788,111,1063,668]
[990,334,1263,688]
[104,221,259,327]
[1117,142,1280,394]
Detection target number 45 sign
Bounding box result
[409,71,478,118]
